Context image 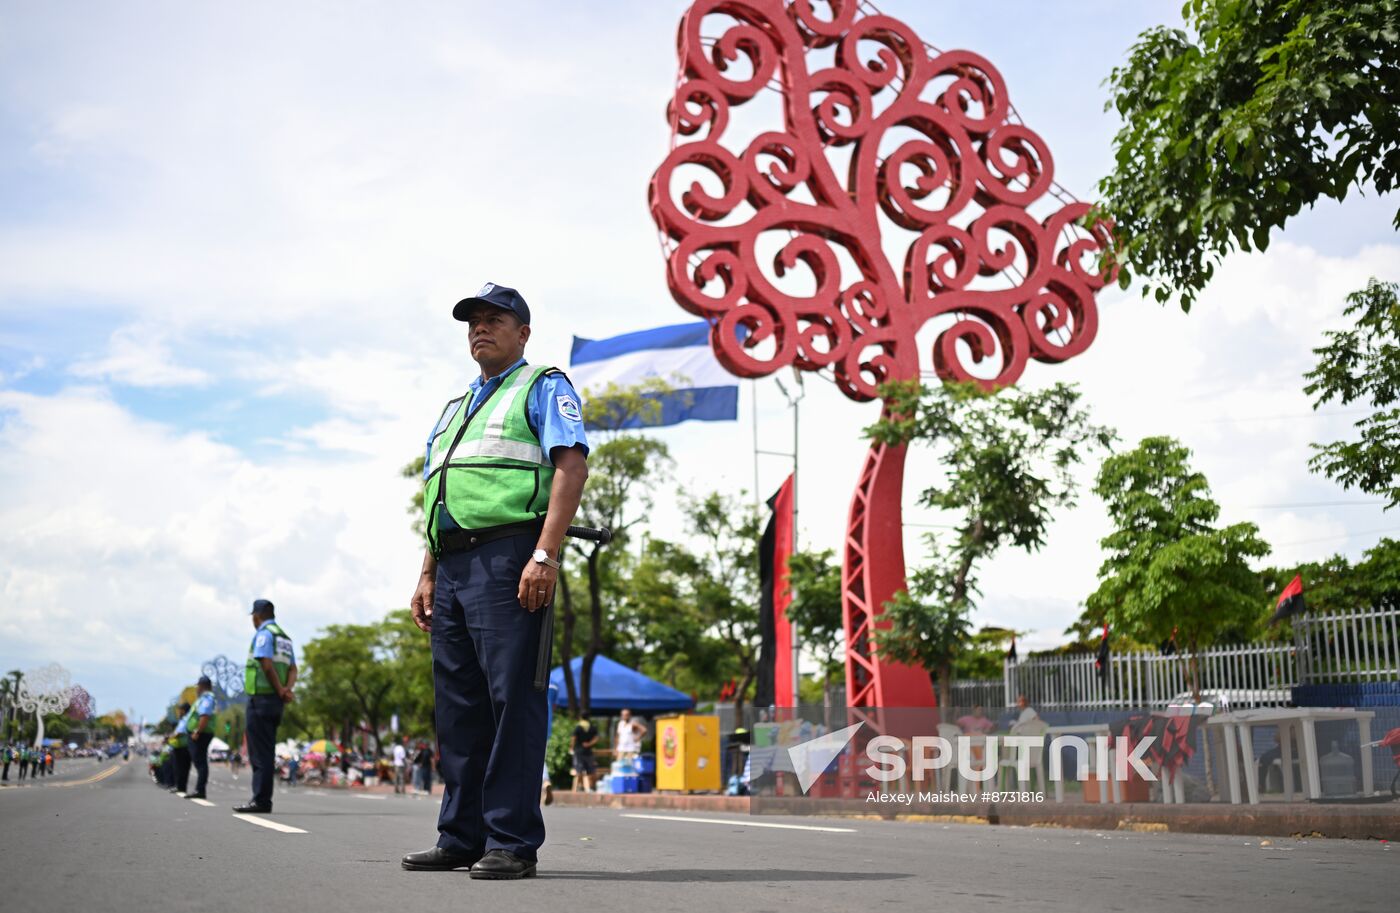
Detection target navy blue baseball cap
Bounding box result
[197,675,212,688]
[251,598,274,616]
[453,281,531,325]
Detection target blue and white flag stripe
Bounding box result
[569,320,739,429]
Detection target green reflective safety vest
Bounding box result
[182,707,202,739]
[245,621,294,696]
[422,363,558,556]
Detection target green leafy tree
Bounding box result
[679,493,764,715]
[615,537,742,701]
[1087,437,1271,699]
[1304,279,1400,506]
[1099,0,1400,310]
[619,493,764,714]
[562,380,674,716]
[870,380,1115,708]
[1260,536,1400,619]
[955,626,1018,681]
[383,609,435,738]
[785,549,845,701]
[300,623,398,757]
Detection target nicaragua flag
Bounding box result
[569,321,739,429]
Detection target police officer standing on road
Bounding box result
[234,598,296,814]
[170,701,192,794]
[400,282,589,880]
[187,676,216,800]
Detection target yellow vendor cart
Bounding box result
[654,714,721,792]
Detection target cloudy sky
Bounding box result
[1,0,1395,721]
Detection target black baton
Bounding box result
[534,525,613,692]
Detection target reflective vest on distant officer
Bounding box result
[245,620,294,695]
[422,363,566,556]
[191,691,216,736]
[181,704,204,740]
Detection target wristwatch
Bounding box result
[532,548,561,569]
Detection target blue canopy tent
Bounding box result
[549,655,694,714]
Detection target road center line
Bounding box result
[190,798,216,807]
[231,815,307,834]
[51,764,126,788]
[353,794,387,800]
[619,814,855,833]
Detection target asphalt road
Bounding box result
[1,758,1393,913]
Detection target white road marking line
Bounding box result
[190,799,216,807]
[619,814,855,833]
[353,794,387,800]
[232,815,307,834]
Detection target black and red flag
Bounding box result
[1094,623,1111,681]
[1269,574,1306,625]
[754,475,796,709]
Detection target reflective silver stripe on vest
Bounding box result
[428,396,470,474]
[448,438,548,465]
[483,366,534,441]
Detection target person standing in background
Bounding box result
[187,677,216,800]
[393,737,408,795]
[614,708,646,764]
[235,598,296,814]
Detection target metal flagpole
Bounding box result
[751,379,761,514]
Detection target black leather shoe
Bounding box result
[469,849,537,880]
[401,846,483,871]
[186,792,207,800]
[232,802,272,814]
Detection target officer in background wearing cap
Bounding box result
[186,675,217,800]
[401,282,589,880]
[235,598,296,814]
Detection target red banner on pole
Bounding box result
[771,474,795,708]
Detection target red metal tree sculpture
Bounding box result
[649,0,1114,708]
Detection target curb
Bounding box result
[547,792,1400,840]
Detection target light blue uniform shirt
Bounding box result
[423,357,590,474]
[174,716,189,735]
[252,619,296,666]
[194,692,216,719]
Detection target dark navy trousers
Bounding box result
[432,534,548,861]
[247,694,284,806]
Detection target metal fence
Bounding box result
[978,606,1400,710]
[999,642,1296,710]
[1294,605,1400,683]
[949,679,1004,710]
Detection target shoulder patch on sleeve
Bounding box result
[556,395,582,422]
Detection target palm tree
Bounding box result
[2,670,20,739]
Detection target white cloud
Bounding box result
[0,385,423,708]
[70,324,210,387]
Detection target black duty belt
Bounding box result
[438,520,543,555]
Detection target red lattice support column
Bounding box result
[843,438,937,708]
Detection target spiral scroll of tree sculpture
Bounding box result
[17,663,77,749]
[202,654,247,706]
[649,0,1114,707]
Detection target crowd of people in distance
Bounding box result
[2,741,129,785]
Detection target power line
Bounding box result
[1272,526,1400,548]
[1248,503,1385,510]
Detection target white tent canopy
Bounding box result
[209,737,230,752]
